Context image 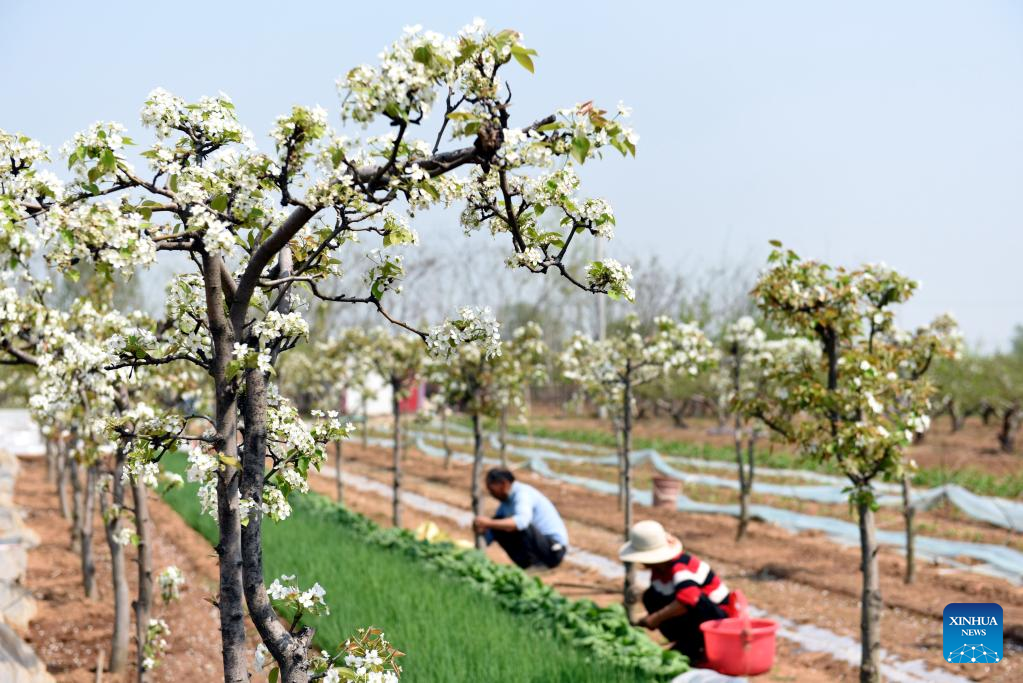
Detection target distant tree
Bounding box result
[561,314,714,622]
[427,320,547,548]
[725,317,819,540]
[363,328,425,527]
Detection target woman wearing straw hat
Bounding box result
[620,520,731,663]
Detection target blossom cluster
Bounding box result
[267,574,330,616]
[158,565,186,603]
[586,258,634,301]
[310,628,403,683]
[425,306,501,361]
[561,314,714,415]
[142,618,171,671]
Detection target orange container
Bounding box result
[700,590,778,676]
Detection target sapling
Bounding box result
[561,314,714,621]
[744,244,959,683]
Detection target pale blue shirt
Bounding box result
[486,481,569,547]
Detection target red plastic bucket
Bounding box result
[700,590,778,675]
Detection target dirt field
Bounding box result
[320,438,1022,682]
[526,411,1023,480]
[15,457,229,682]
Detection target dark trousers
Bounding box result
[491,524,566,569]
[643,588,727,664]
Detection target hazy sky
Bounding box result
[3,1,1021,348]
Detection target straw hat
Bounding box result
[618,520,683,564]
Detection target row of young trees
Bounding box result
[1,18,638,683]
[305,244,961,683]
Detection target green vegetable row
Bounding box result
[309,494,688,679]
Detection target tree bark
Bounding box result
[857,495,882,683]
[334,439,343,504]
[736,425,756,542]
[471,412,485,550]
[240,367,314,683]
[80,464,97,598]
[997,405,1020,454]
[392,382,402,528]
[611,415,625,510]
[201,253,248,683]
[69,456,82,552]
[622,369,638,624]
[901,474,916,584]
[947,399,965,432]
[57,437,71,520]
[100,450,130,672]
[131,475,153,683]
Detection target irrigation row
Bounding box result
[366,431,1023,584]
[429,423,1023,532]
[322,464,971,683]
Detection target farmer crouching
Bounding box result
[472,468,568,570]
[620,520,730,663]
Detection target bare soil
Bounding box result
[14,457,227,682]
[324,440,1023,682]
[526,411,1023,480]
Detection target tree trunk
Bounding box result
[622,370,638,624]
[100,451,130,672]
[947,399,964,432]
[69,456,82,552]
[857,495,882,683]
[334,439,343,505]
[392,384,402,528]
[240,367,314,683]
[471,412,485,550]
[736,425,756,542]
[441,411,452,469]
[132,475,153,683]
[901,474,915,584]
[57,438,71,520]
[611,416,625,511]
[997,405,1020,453]
[202,253,248,683]
[498,409,508,468]
[80,464,97,599]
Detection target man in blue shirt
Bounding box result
[472,468,569,569]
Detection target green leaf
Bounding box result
[211,194,229,212]
[512,51,534,73]
[269,667,279,683]
[537,121,563,133]
[100,148,116,172]
[570,136,590,164]
[413,45,432,65]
